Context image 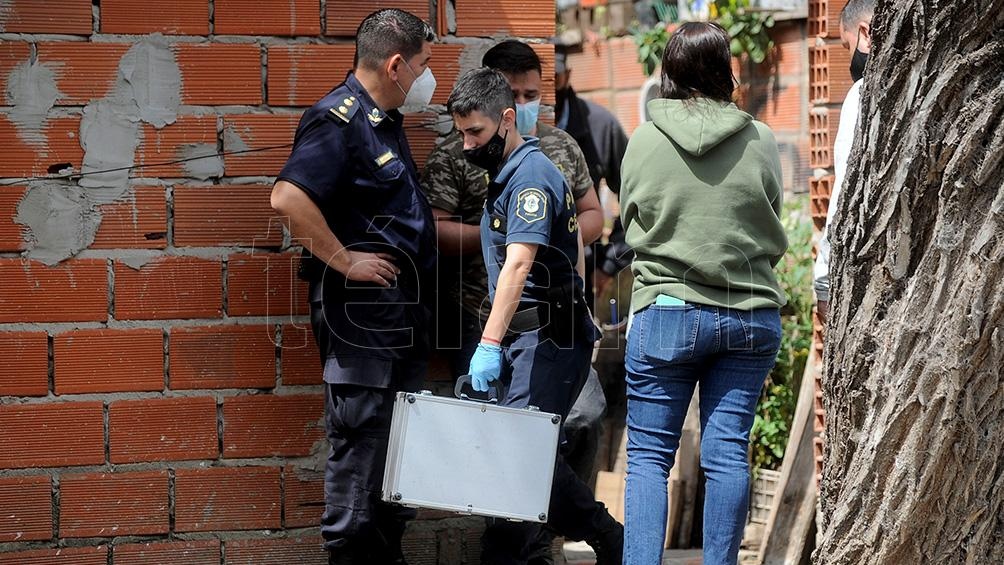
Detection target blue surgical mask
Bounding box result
[515,99,540,135]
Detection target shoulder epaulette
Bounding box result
[327,94,360,125]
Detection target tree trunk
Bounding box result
[817,1,1004,563]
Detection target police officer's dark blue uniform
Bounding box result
[478,137,621,564]
[277,72,435,562]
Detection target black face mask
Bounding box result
[463,121,508,173]
[850,32,869,82]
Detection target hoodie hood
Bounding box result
[647,98,753,157]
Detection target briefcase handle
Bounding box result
[454,375,503,404]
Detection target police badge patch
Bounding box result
[516,188,547,224]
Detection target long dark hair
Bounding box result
[660,22,735,103]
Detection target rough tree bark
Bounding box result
[817,1,1004,563]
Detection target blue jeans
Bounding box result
[623,304,782,565]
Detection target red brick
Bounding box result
[568,44,611,93]
[283,466,324,528]
[810,44,854,104]
[173,185,281,247]
[135,115,219,179]
[0,476,51,542]
[0,115,83,178]
[809,110,832,169]
[60,471,169,538]
[754,82,803,132]
[810,174,835,201]
[54,328,163,394]
[222,394,324,458]
[0,546,107,565]
[455,0,554,37]
[114,540,220,565]
[609,37,648,91]
[0,331,48,396]
[404,113,440,172]
[222,114,301,176]
[91,186,168,249]
[225,537,326,565]
[228,253,309,318]
[35,43,130,105]
[0,0,92,34]
[175,43,262,105]
[100,0,209,35]
[428,44,465,106]
[0,43,31,102]
[169,325,276,390]
[266,44,354,106]
[529,43,556,105]
[108,396,218,463]
[0,258,107,323]
[215,0,320,36]
[174,466,281,532]
[809,0,843,39]
[613,90,641,136]
[0,402,104,468]
[280,324,321,386]
[325,0,429,36]
[114,257,222,320]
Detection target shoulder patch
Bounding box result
[515,188,548,224]
[327,96,359,124]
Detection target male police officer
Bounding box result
[270,9,436,565]
[447,68,623,565]
[422,40,602,377]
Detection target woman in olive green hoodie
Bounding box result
[619,22,788,565]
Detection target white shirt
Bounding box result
[813,79,862,302]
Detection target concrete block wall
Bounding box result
[0,1,555,562]
[567,19,812,194]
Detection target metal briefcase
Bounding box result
[381,379,561,522]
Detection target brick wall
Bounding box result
[808,0,851,485]
[0,1,554,562]
[566,19,811,194]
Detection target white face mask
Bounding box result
[397,61,436,113]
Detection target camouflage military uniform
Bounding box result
[421,123,593,320]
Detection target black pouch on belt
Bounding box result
[544,284,577,349]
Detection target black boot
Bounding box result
[586,515,623,565]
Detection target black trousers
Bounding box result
[481,329,614,565]
[320,359,424,555]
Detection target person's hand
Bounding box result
[339,251,399,287]
[816,300,829,325]
[468,342,502,392]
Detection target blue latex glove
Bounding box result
[469,342,502,392]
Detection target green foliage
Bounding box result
[750,196,813,472]
[715,0,775,64]
[632,24,671,77]
[630,0,775,76]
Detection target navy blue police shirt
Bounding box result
[481,138,582,306]
[277,73,436,373]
